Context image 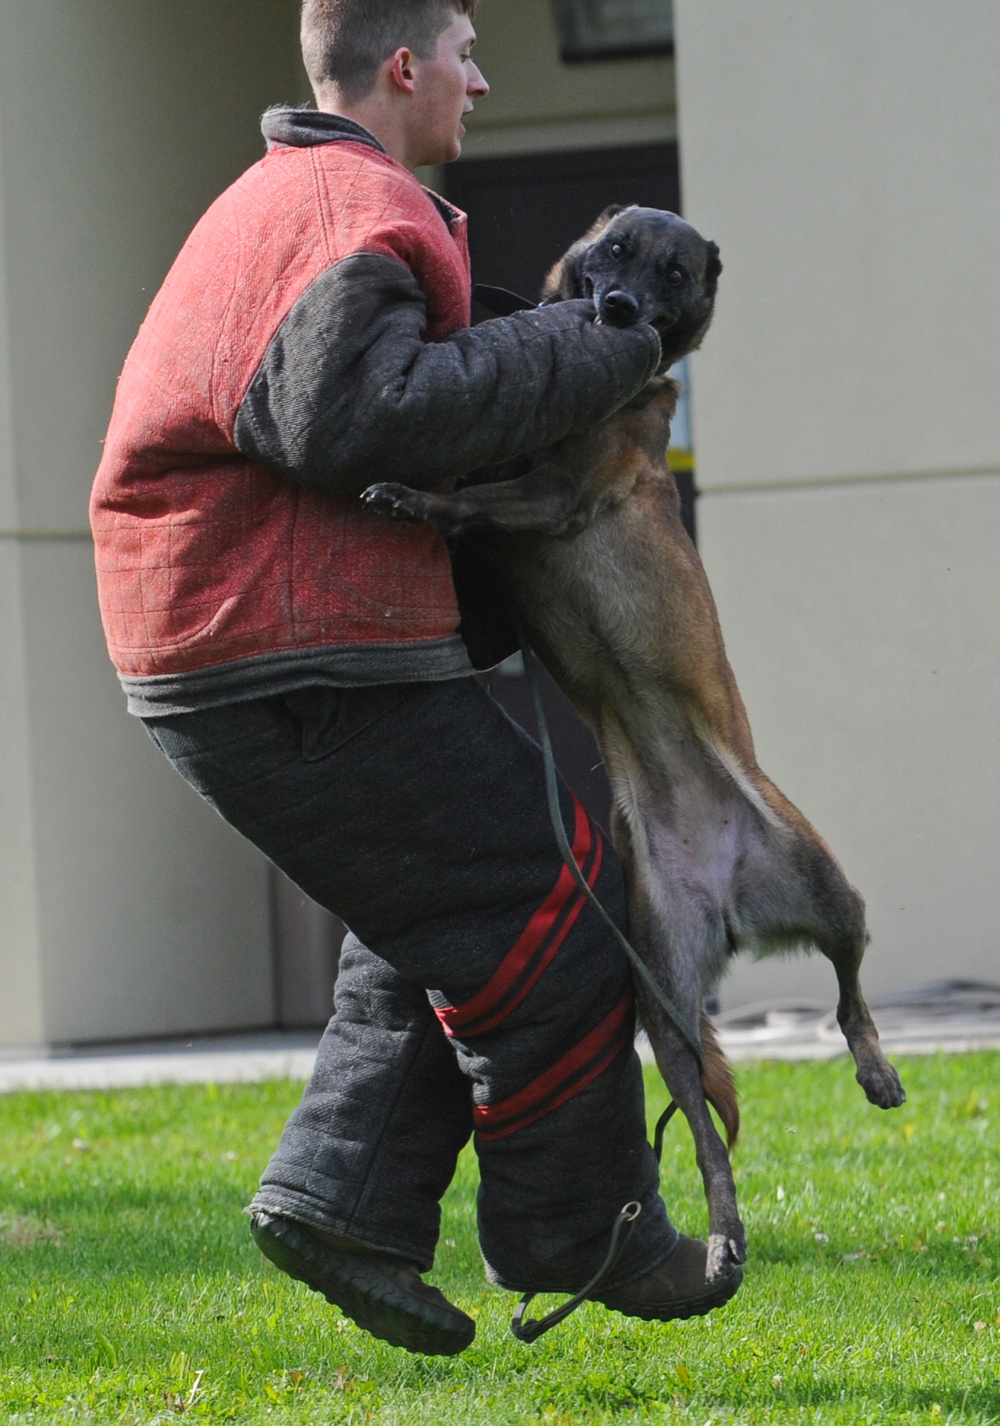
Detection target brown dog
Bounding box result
[363,205,905,1283]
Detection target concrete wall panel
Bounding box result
[0,2,302,1047]
[673,1,1000,489]
[463,0,674,157]
[0,541,43,1048]
[20,541,273,1043]
[672,1,1000,1007]
[0,0,304,533]
[699,474,1000,1008]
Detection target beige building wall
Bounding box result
[463,0,675,157]
[0,2,305,1048]
[673,1,1000,1007]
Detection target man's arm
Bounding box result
[232,252,660,494]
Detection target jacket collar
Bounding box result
[261,107,385,153]
[260,106,466,232]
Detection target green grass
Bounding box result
[0,1053,997,1425]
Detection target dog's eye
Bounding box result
[667,266,685,285]
[610,242,623,259]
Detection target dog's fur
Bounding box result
[363,206,905,1282]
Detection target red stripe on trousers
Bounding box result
[434,797,601,1038]
[473,991,634,1141]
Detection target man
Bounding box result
[90,0,742,1356]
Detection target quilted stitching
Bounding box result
[91,141,465,678]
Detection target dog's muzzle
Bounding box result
[598,289,642,326]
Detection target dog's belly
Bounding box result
[499,484,807,971]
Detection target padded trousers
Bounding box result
[143,678,677,1292]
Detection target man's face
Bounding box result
[410,13,488,166]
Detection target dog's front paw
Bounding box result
[361,483,426,523]
[706,1227,746,1282]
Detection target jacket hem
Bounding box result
[123,637,474,717]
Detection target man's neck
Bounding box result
[316,94,413,170]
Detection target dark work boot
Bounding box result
[593,1234,743,1321]
[250,1213,475,1356]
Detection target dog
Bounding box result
[362,205,906,1283]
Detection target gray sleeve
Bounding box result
[232,251,661,495]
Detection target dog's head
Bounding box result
[541,205,722,369]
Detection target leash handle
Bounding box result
[511,1201,641,1343]
[519,636,704,1071]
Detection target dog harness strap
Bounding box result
[510,1200,642,1343]
[519,635,705,1071]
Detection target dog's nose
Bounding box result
[600,290,641,326]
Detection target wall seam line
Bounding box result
[699,465,1000,497]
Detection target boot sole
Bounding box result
[250,1213,475,1356]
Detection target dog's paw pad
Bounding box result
[858,1062,906,1110]
[706,1230,745,1282]
[361,484,422,522]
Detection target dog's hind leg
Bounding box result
[797,845,906,1109]
[732,809,905,1109]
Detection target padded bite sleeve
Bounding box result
[233,252,661,495]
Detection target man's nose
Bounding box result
[468,62,489,98]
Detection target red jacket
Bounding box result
[90,111,662,712]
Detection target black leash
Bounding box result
[518,637,704,1069]
[509,1105,680,1343]
[511,1201,641,1342]
[508,634,701,1343]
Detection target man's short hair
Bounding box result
[301,0,477,105]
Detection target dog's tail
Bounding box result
[701,1011,740,1148]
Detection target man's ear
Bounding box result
[387,47,417,93]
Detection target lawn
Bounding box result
[0,1052,997,1425]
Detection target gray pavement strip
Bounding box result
[2,982,998,1094]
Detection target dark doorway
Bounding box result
[446,142,681,306]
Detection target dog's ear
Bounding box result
[541,238,593,302]
[705,241,723,282]
[581,203,630,243]
[540,253,569,302]
[540,242,587,302]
